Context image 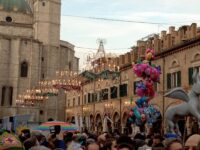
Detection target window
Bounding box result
[69,61,72,70]
[42,2,45,6]
[78,96,80,106]
[42,73,45,79]
[92,93,98,102]
[67,99,70,107]
[110,86,118,99]
[6,16,12,22]
[20,61,28,77]
[88,93,92,103]
[84,95,86,104]
[167,71,181,89]
[41,57,44,61]
[102,89,109,100]
[73,98,75,106]
[9,87,13,106]
[1,86,6,106]
[98,91,102,101]
[188,66,200,85]
[39,110,44,115]
[172,37,175,46]
[120,84,128,97]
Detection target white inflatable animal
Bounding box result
[165,69,200,134]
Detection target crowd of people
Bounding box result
[3,128,200,150]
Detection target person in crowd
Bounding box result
[98,133,108,149]
[30,146,50,150]
[117,143,134,150]
[86,142,100,150]
[23,135,51,150]
[47,132,66,150]
[63,132,73,149]
[165,139,183,150]
[19,129,31,143]
[23,136,38,150]
[185,134,200,150]
[103,138,117,150]
[152,135,164,147]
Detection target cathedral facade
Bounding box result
[0,0,79,122]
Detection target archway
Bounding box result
[113,112,120,132]
[71,116,75,124]
[95,114,102,134]
[90,114,95,131]
[66,117,70,122]
[122,111,131,134]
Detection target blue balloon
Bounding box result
[133,107,141,120]
[136,96,148,107]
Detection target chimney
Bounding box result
[161,31,167,38]
[169,26,175,34]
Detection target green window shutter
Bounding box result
[88,93,91,103]
[111,86,118,99]
[120,84,123,97]
[124,84,128,96]
[167,73,171,89]
[177,71,181,87]
[188,67,193,85]
[120,84,128,97]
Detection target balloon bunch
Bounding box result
[128,48,161,127]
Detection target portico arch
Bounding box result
[113,112,120,131]
[95,113,103,134]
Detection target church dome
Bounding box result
[0,0,32,14]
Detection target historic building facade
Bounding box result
[65,23,200,134]
[0,0,79,122]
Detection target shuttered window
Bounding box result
[188,66,200,85]
[188,67,193,85]
[110,86,118,99]
[120,84,128,97]
[9,87,13,106]
[102,89,109,100]
[20,61,28,77]
[88,93,91,103]
[1,86,6,106]
[167,73,171,89]
[177,71,181,87]
[167,71,181,89]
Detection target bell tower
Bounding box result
[33,0,61,47]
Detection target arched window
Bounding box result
[9,86,13,106]
[171,60,179,68]
[20,61,28,77]
[194,53,200,61]
[1,86,6,106]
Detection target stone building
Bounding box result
[0,0,79,122]
[66,23,200,134]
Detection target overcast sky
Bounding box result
[60,0,200,68]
